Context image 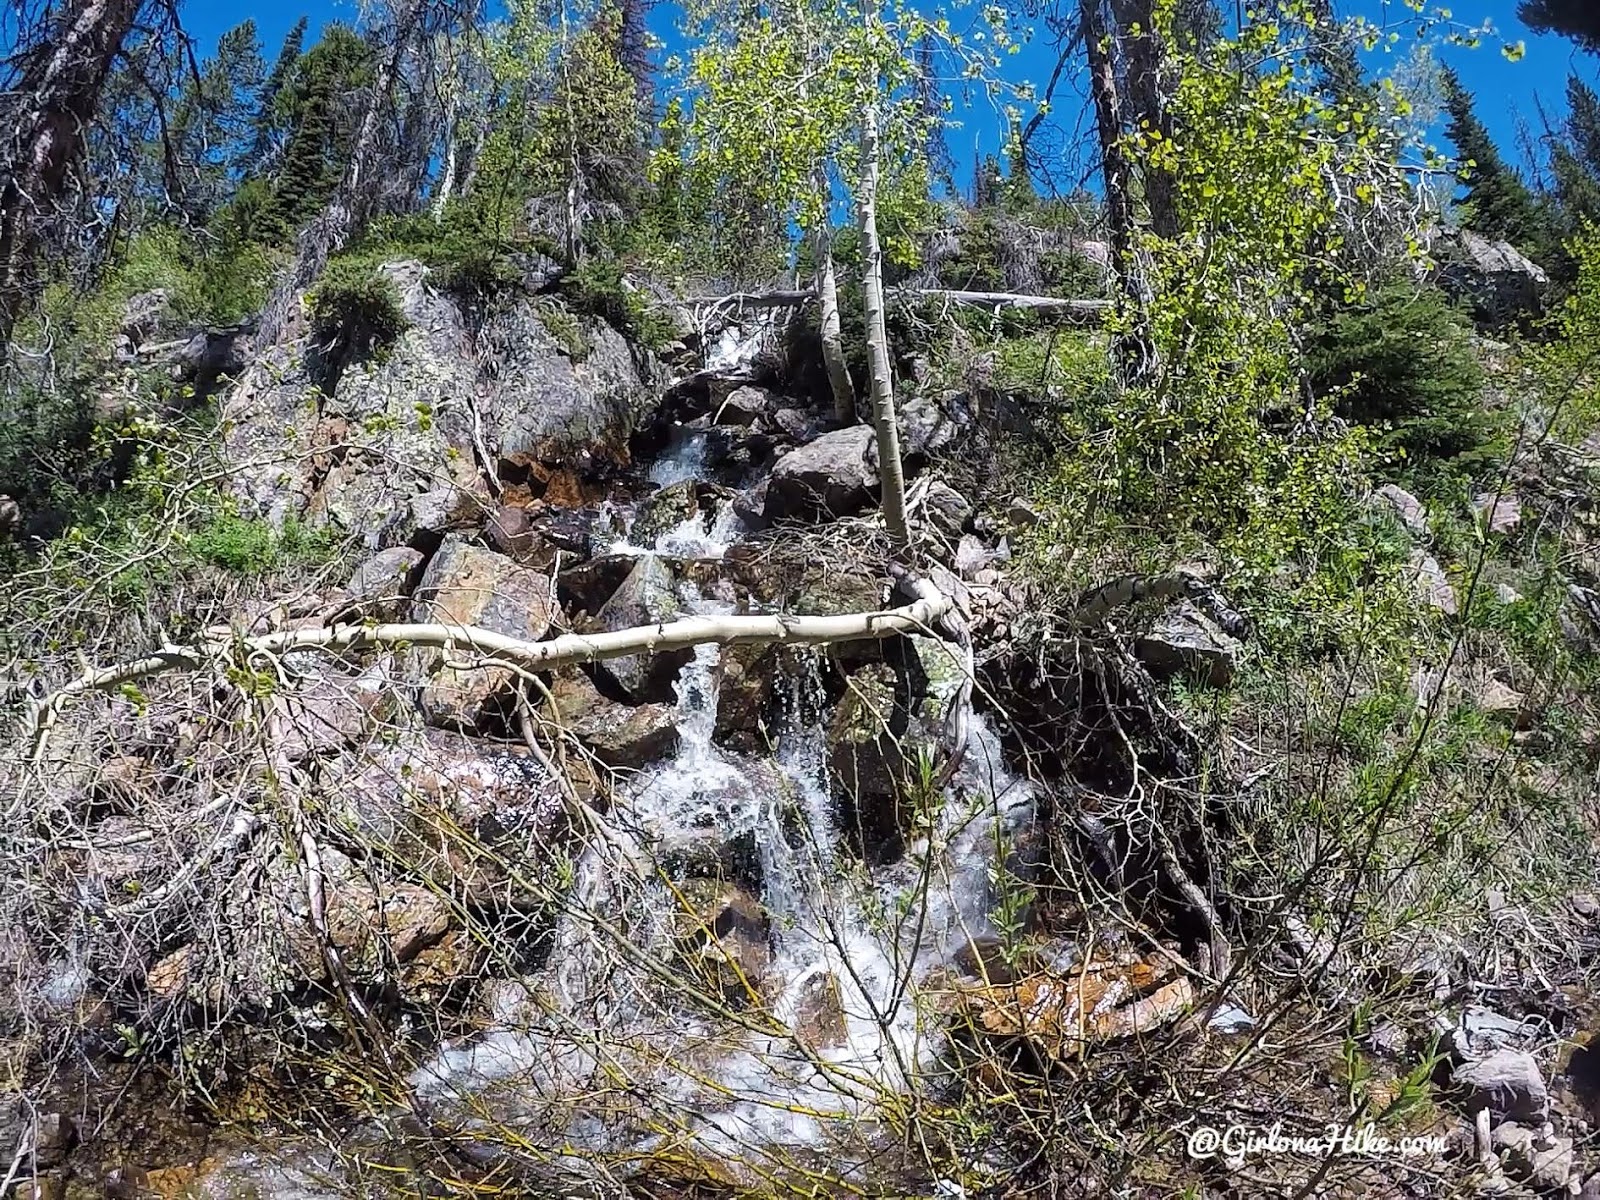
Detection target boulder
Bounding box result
[715,385,780,426]
[557,552,637,617]
[407,538,554,726]
[629,479,701,548]
[284,848,450,981]
[275,661,394,762]
[1453,1050,1549,1123]
[829,663,920,859]
[479,298,658,468]
[1373,484,1427,535]
[672,878,771,1003]
[1444,1006,1541,1061]
[1492,1122,1575,1192]
[713,642,780,751]
[867,392,958,467]
[955,954,1194,1062]
[592,554,688,703]
[764,426,877,521]
[1409,551,1458,617]
[1433,228,1549,324]
[923,480,974,538]
[486,503,557,568]
[1134,602,1242,687]
[340,546,427,621]
[547,671,678,768]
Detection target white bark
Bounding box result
[24,586,954,761]
[902,290,1112,317]
[815,222,856,425]
[856,102,910,552]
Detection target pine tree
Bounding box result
[1518,0,1600,54]
[244,16,308,172]
[268,25,375,232]
[171,20,264,222]
[1441,65,1542,247]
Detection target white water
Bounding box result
[609,428,747,559]
[410,432,1033,1184]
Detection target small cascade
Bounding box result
[648,428,710,487]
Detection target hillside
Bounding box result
[4,1,1600,1198]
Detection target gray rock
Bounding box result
[407,538,554,725]
[1475,492,1522,535]
[1434,228,1549,323]
[1007,499,1043,529]
[923,480,974,538]
[480,298,658,468]
[764,426,878,521]
[867,392,957,466]
[1453,1050,1549,1122]
[1373,483,1427,534]
[340,546,427,621]
[715,385,780,426]
[1409,550,1458,616]
[1493,1122,1575,1192]
[276,661,393,762]
[629,479,701,548]
[592,555,687,702]
[828,663,924,858]
[26,1112,75,1168]
[1445,1006,1541,1060]
[1134,602,1242,687]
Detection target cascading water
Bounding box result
[411,432,1033,1186]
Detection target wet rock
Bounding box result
[764,426,877,521]
[630,479,701,547]
[1453,1050,1549,1123]
[923,480,974,538]
[146,945,194,1002]
[829,663,921,858]
[1134,601,1242,687]
[1475,492,1522,535]
[1409,550,1458,616]
[788,970,848,1050]
[400,929,485,1002]
[592,555,688,703]
[1492,1121,1575,1192]
[339,546,427,621]
[557,553,637,617]
[285,848,450,981]
[715,385,780,426]
[547,671,678,768]
[713,642,779,752]
[163,1141,348,1200]
[673,878,771,1002]
[408,538,554,726]
[956,954,1194,1061]
[733,479,772,531]
[1373,483,1427,534]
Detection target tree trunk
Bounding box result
[431,87,461,222]
[1111,0,1177,240]
[856,102,910,552]
[814,218,855,425]
[1080,0,1157,386]
[0,0,143,350]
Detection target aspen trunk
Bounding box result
[814,218,856,425]
[856,102,910,552]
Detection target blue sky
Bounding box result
[180,0,1599,190]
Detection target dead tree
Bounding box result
[0,0,145,349]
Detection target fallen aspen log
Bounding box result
[22,580,954,763]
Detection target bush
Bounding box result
[1304,282,1502,480]
[307,259,409,355]
[560,256,676,350]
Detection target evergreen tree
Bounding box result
[171,21,264,222]
[1441,65,1542,246]
[1518,0,1600,54]
[268,25,375,232]
[244,16,308,172]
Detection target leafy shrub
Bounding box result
[1304,282,1501,480]
[307,259,409,355]
[560,257,676,350]
[187,512,341,576]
